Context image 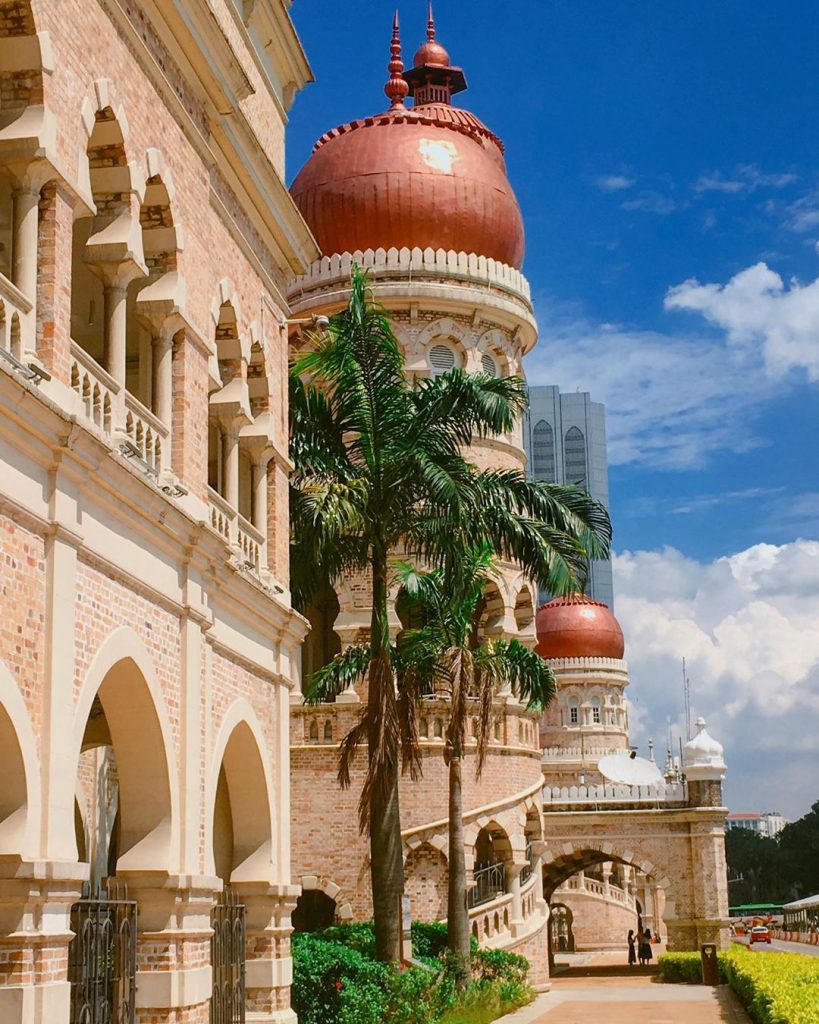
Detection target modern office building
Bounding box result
[726,812,789,838]
[523,386,615,608]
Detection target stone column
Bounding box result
[0,863,87,1024]
[118,873,216,1024]
[152,332,174,428]
[232,882,300,1024]
[602,861,612,897]
[223,420,241,510]
[11,182,39,308]
[103,282,127,386]
[252,452,272,534]
[506,860,524,936]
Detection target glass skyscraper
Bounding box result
[523,386,615,609]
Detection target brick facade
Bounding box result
[0,2,314,1022]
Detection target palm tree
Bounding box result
[290,267,610,962]
[395,547,556,984]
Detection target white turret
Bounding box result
[683,718,726,783]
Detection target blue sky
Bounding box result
[287,2,819,818]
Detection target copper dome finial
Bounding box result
[427,0,436,41]
[384,10,409,109]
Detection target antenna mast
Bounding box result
[682,656,692,741]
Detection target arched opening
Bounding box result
[0,2,44,135]
[469,823,511,908]
[75,656,174,879]
[301,585,341,690]
[532,419,555,482]
[513,584,535,640]
[404,843,448,923]
[543,848,656,955]
[292,889,337,933]
[475,580,505,641]
[564,426,587,488]
[0,699,28,856]
[550,903,575,952]
[210,718,273,884]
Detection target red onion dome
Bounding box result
[535,594,625,660]
[289,10,525,269]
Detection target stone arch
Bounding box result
[297,874,353,923]
[476,328,512,375]
[417,317,469,376]
[0,657,41,858]
[71,626,178,873]
[207,699,274,883]
[0,3,50,135]
[510,576,536,642]
[139,148,182,276]
[475,578,506,640]
[404,841,448,922]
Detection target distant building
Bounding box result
[523,386,614,608]
[726,812,788,838]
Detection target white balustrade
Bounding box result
[123,392,168,474]
[70,341,119,439]
[208,487,235,544]
[543,781,686,806]
[237,514,263,570]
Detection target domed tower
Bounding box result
[288,13,550,976]
[289,8,539,657]
[536,594,632,786]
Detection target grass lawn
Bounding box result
[439,988,535,1024]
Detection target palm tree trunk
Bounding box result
[369,547,404,963]
[447,753,471,984]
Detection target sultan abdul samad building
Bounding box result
[0,1,729,1022]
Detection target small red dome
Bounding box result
[535,594,625,660]
[414,39,451,67]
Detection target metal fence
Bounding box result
[68,883,137,1024]
[211,887,246,1024]
[519,841,533,885]
[468,861,506,909]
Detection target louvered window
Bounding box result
[481,352,498,377]
[429,343,456,376]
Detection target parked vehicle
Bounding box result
[750,925,772,944]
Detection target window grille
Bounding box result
[569,704,579,725]
[481,352,498,377]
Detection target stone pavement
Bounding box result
[502,952,751,1024]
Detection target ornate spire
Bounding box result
[384,10,409,109]
[404,4,466,106]
[426,0,436,42]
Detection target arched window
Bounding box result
[564,426,587,487]
[568,699,579,726]
[532,420,555,482]
[428,342,457,377]
[590,698,601,725]
[323,720,333,741]
[481,352,498,377]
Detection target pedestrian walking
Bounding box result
[627,929,637,966]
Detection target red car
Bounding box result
[750,925,772,944]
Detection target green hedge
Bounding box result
[292,922,533,1024]
[659,946,819,1024]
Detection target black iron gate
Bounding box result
[210,888,246,1024]
[68,883,137,1024]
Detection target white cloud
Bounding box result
[596,174,636,192]
[621,191,676,215]
[693,164,798,195]
[666,261,819,380]
[614,540,819,818]
[524,313,777,468]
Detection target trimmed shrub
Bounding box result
[661,946,819,1024]
[657,952,708,984]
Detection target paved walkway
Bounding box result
[502,952,751,1024]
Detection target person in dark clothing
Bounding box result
[627,929,637,966]
[640,927,653,964]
